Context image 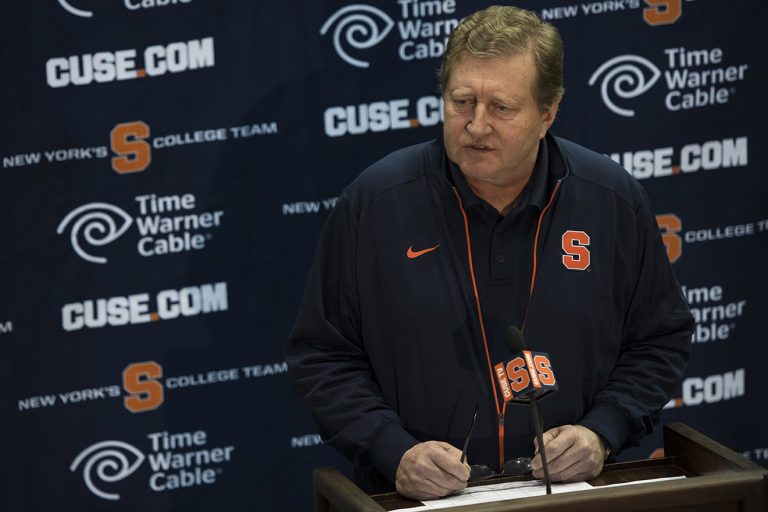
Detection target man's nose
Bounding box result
[466,106,492,137]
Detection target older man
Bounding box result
[287,5,693,501]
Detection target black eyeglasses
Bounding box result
[469,457,532,481]
[460,402,533,482]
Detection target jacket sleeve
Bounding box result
[579,191,694,455]
[285,195,419,484]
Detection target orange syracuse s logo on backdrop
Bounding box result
[643,0,683,26]
[111,121,152,174]
[656,213,683,263]
[123,361,165,413]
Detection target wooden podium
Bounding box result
[313,423,767,512]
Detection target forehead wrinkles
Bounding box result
[448,57,530,104]
[448,47,538,92]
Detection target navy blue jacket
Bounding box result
[286,134,693,492]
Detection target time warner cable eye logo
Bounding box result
[57,193,224,263]
[320,2,459,67]
[320,4,394,68]
[70,440,145,500]
[58,0,92,17]
[71,430,235,500]
[590,47,749,117]
[57,203,133,264]
[588,55,661,117]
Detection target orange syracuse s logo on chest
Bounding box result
[561,230,590,270]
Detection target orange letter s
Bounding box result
[123,361,164,413]
[111,121,151,174]
[562,230,591,270]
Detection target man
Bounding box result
[286,5,693,501]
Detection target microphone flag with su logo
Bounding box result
[494,327,558,403]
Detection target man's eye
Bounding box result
[494,104,519,118]
[453,99,473,108]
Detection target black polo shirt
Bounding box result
[447,138,552,367]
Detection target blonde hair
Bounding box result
[439,5,564,111]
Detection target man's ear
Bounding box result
[539,96,561,138]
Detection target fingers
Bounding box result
[532,425,568,458]
[530,425,605,482]
[430,441,471,482]
[531,424,567,471]
[395,441,470,500]
[396,474,455,501]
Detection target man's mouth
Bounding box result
[467,144,492,151]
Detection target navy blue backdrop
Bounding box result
[1,1,766,510]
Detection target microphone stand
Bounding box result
[530,397,552,495]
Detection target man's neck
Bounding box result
[465,172,532,215]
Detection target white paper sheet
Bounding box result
[389,476,687,511]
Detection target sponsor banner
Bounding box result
[539,1,698,26]
[680,284,747,344]
[282,196,338,216]
[656,214,768,264]
[57,0,194,18]
[324,94,443,137]
[610,136,748,179]
[57,195,226,263]
[664,368,746,409]
[290,433,324,449]
[1,1,766,510]
[70,428,235,500]
[540,0,645,21]
[17,358,288,413]
[320,2,461,68]
[589,44,749,117]
[1,120,278,173]
[46,37,215,89]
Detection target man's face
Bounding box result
[443,52,559,188]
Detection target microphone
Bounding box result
[494,326,558,403]
[493,326,556,494]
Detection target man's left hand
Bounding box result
[530,425,607,482]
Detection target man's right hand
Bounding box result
[395,441,471,500]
